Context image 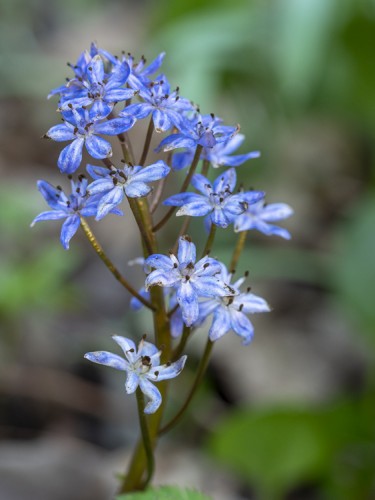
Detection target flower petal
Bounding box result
[84,351,128,370]
[46,124,75,142]
[85,135,112,159]
[125,371,139,394]
[230,310,254,345]
[148,355,187,382]
[96,186,124,220]
[209,308,232,342]
[93,116,136,135]
[177,281,199,326]
[57,138,84,174]
[60,215,80,249]
[139,378,162,414]
[177,236,196,264]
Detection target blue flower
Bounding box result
[172,133,260,171]
[121,75,193,132]
[197,264,270,345]
[60,55,135,118]
[31,176,121,249]
[84,335,187,414]
[156,113,238,152]
[144,236,237,326]
[163,168,264,228]
[234,200,293,239]
[45,107,136,174]
[122,52,166,90]
[86,160,170,220]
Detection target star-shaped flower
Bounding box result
[31,176,121,249]
[45,106,136,174]
[60,55,135,118]
[234,200,293,239]
[144,236,237,326]
[84,335,187,414]
[156,113,238,152]
[121,75,193,132]
[163,168,264,228]
[197,264,270,345]
[172,133,260,171]
[86,160,170,220]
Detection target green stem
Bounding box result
[201,224,216,258]
[136,388,155,489]
[152,145,203,232]
[159,339,213,436]
[127,198,154,256]
[80,218,154,311]
[172,325,191,361]
[201,159,210,176]
[230,230,248,272]
[172,216,191,254]
[139,118,154,166]
[119,198,172,494]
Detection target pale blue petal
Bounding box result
[88,178,114,195]
[106,61,130,90]
[153,109,172,132]
[112,336,137,362]
[105,88,135,102]
[236,293,270,314]
[209,308,232,341]
[145,269,180,289]
[213,168,237,193]
[125,181,151,198]
[145,253,173,271]
[260,203,294,221]
[163,192,199,207]
[58,138,84,173]
[96,187,124,220]
[46,124,75,142]
[139,378,162,414]
[193,276,233,298]
[176,200,212,217]
[125,371,139,394]
[60,215,80,249]
[84,351,128,370]
[148,355,187,382]
[93,116,136,135]
[177,236,196,264]
[86,164,110,180]
[31,210,68,226]
[191,173,212,194]
[230,310,254,345]
[131,161,170,182]
[85,135,112,159]
[221,151,260,167]
[177,282,199,326]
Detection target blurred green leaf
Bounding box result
[117,486,212,500]
[208,407,332,497]
[330,195,375,350]
[208,397,375,498]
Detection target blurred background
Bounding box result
[1,0,375,498]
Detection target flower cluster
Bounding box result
[33,43,293,414]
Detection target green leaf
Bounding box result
[116,485,212,500]
[208,407,334,497]
[330,195,375,350]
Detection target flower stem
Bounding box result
[139,118,154,166]
[135,388,155,489]
[80,217,155,311]
[127,198,154,256]
[201,224,216,258]
[119,198,172,494]
[172,325,191,361]
[152,145,203,232]
[159,339,213,436]
[230,230,248,272]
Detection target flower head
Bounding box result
[45,106,136,174]
[59,55,135,118]
[163,168,264,228]
[198,264,271,345]
[86,160,170,220]
[31,176,121,249]
[172,133,260,171]
[156,113,238,152]
[234,200,294,239]
[120,75,193,132]
[84,335,187,414]
[144,236,237,326]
